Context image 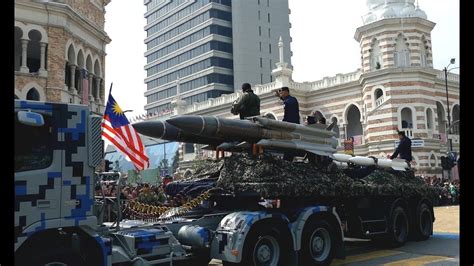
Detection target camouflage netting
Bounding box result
[171,153,438,200]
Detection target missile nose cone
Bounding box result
[132,120,165,139]
[167,116,204,135]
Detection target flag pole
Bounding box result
[108,82,113,95]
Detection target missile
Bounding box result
[386,159,410,171]
[348,156,375,166]
[333,161,349,168]
[132,120,225,145]
[256,139,336,157]
[332,153,354,162]
[252,117,335,137]
[167,115,338,156]
[333,155,409,171]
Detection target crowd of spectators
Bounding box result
[421,176,460,206]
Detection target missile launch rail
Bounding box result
[14,100,435,266]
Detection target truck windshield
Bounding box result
[15,113,53,172]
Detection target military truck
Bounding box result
[15,100,435,266]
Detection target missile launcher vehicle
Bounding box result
[15,101,436,266]
[134,115,437,265]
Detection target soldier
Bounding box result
[390,131,413,164]
[274,86,300,124]
[231,83,261,119]
[274,87,300,161]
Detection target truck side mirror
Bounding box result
[17,110,44,127]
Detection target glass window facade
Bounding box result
[147,9,232,37]
[145,0,236,114]
[147,73,233,103]
[147,24,232,51]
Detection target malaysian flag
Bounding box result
[81,69,89,105]
[101,86,149,170]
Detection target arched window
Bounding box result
[436,102,446,134]
[420,36,429,67]
[346,105,363,139]
[426,108,433,130]
[394,34,410,67]
[400,107,413,129]
[370,39,382,70]
[76,50,85,94]
[374,88,384,107]
[26,88,40,101]
[429,153,437,168]
[15,27,22,71]
[452,105,460,134]
[27,30,42,73]
[66,44,76,89]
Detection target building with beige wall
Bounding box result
[143,0,460,178]
[15,0,111,114]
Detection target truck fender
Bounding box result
[290,205,345,259]
[211,211,290,263]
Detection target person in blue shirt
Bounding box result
[274,86,300,161]
[390,131,413,163]
[275,86,300,124]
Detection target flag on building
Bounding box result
[102,87,149,170]
[81,69,89,105]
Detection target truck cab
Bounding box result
[14,100,107,265]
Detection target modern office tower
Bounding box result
[144,0,291,115]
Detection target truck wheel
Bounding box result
[239,223,290,266]
[413,203,433,241]
[37,248,86,266]
[300,219,335,265]
[386,206,409,247]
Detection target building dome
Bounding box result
[366,0,384,10]
[363,0,426,24]
[400,3,415,16]
[380,6,396,18]
[413,7,428,19]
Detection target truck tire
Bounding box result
[300,218,336,265]
[385,206,409,247]
[237,222,290,266]
[413,203,433,241]
[19,247,86,266]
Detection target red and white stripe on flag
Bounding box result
[101,115,149,170]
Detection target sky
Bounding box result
[104,0,459,117]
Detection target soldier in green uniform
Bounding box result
[231,83,261,119]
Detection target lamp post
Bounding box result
[443,58,456,153]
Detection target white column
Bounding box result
[95,77,101,100]
[20,39,29,73]
[70,65,77,93]
[88,73,94,101]
[38,42,47,76]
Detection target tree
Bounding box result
[171,149,180,173]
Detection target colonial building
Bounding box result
[144,0,459,178]
[14,0,111,114]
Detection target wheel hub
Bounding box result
[257,245,272,262]
[309,227,331,262]
[312,236,324,252]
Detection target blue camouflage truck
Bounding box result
[14,100,434,265]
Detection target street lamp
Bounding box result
[443,58,457,153]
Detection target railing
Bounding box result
[308,69,362,90]
[436,70,460,83]
[402,129,413,139]
[375,96,384,107]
